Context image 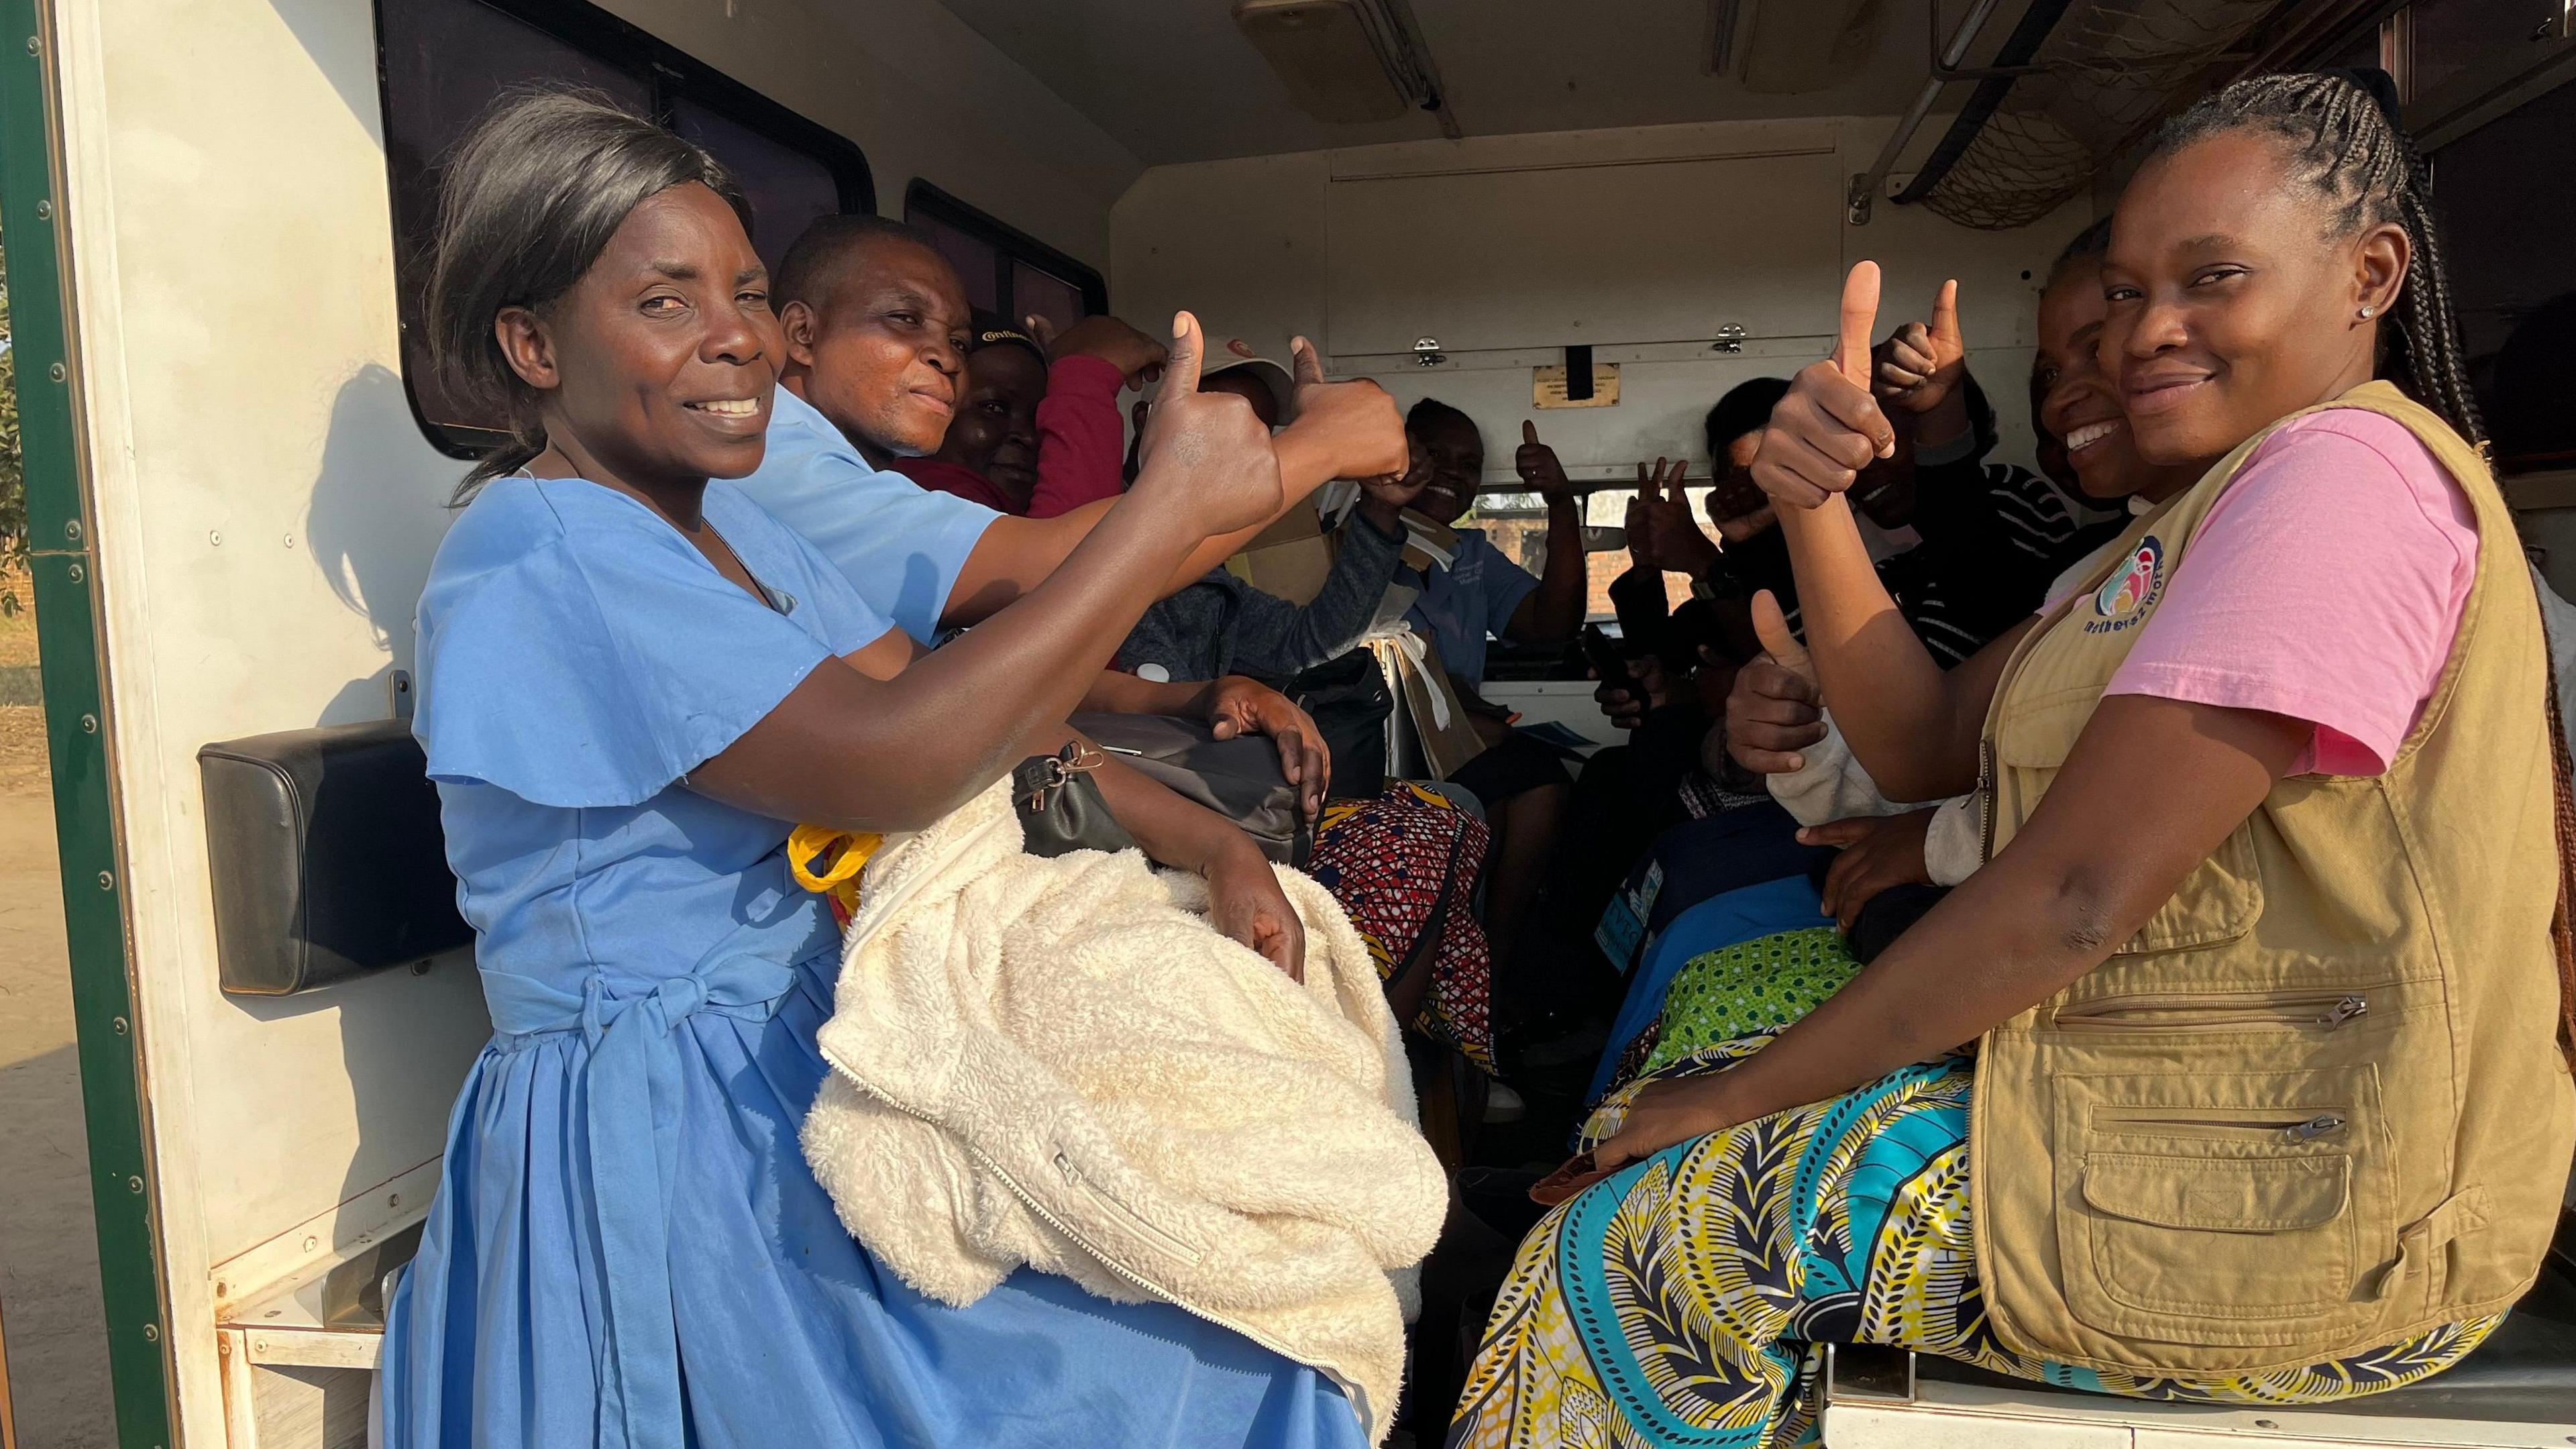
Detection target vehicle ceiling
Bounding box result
[928,0,2005,164]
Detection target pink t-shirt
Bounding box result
[2100,409,2478,777]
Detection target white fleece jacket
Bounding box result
[801,779,1447,1445]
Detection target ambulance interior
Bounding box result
[21,0,2576,1444]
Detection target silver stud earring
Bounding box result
[2359,305,2375,318]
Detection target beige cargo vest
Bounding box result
[1968,382,2575,1375]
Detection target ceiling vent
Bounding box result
[1233,0,1446,125]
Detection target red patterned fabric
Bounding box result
[1306,782,1495,1071]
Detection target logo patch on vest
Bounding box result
[2086,536,2165,635]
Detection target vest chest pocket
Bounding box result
[1994,692,2263,955]
[2052,1071,2394,1349]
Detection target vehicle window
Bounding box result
[1474,486,1699,623]
[375,0,871,456]
[2430,73,2576,472]
[2402,0,2566,102]
[904,180,1105,334]
[669,99,843,279]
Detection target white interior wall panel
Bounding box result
[1325,148,1844,355]
[1114,117,2094,486]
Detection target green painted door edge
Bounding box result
[0,4,180,1446]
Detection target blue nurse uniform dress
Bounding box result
[378,473,1366,1449]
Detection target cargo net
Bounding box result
[1917,0,2284,229]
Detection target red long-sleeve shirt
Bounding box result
[1028,354,1129,518]
[892,355,1129,518]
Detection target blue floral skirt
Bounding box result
[1450,1036,2498,1448]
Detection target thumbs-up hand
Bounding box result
[1874,279,1966,415]
[1723,590,1827,774]
[1750,262,1899,511]
[1750,588,1813,684]
[1273,335,1407,482]
[1136,310,1283,537]
[1516,419,1575,498]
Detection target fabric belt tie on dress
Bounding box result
[484,943,804,1449]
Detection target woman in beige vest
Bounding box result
[1450,70,2572,1447]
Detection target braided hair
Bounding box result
[2141,70,2485,449]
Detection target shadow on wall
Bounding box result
[305,364,468,728]
[266,0,384,142]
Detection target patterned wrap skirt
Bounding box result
[1308,782,1496,1069]
[1450,1034,2500,1448]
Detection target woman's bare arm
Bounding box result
[1748,266,2028,800]
[1772,495,2028,799]
[1588,694,2309,1169]
[688,316,1285,833]
[942,341,1405,628]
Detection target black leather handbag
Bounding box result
[1287,649,1393,802]
[1068,711,1311,866]
[1013,741,1138,858]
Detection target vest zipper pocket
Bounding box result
[2091,1110,2350,1144]
[1978,739,1998,864]
[2050,991,2367,1034]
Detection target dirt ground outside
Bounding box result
[0,584,118,1448]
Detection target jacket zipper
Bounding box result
[1053,1151,1207,1264]
[2092,1109,2351,1144]
[2051,991,2368,1034]
[824,1064,1377,1434]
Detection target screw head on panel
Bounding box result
[96,870,113,890]
[48,362,64,382]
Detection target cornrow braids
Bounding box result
[2143,70,2486,449]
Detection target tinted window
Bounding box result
[378,2,651,443]
[670,98,842,278]
[904,180,1106,335]
[375,0,871,454]
[2432,75,2576,470]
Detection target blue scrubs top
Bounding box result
[380,474,1362,1449]
[1403,528,1542,686]
[733,384,998,644]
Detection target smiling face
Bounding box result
[783,232,971,465]
[937,343,1045,504]
[502,181,780,488]
[1409,414,1484,525]
[2031,256,2198,501]
[2101,129,2403,466]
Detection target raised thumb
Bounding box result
[1931,278,1962,352]
[1159,311,1205,398]
[1521,419,1540,447]
[1751,590,1814,680]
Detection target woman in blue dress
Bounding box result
[379,91,1371,1448]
